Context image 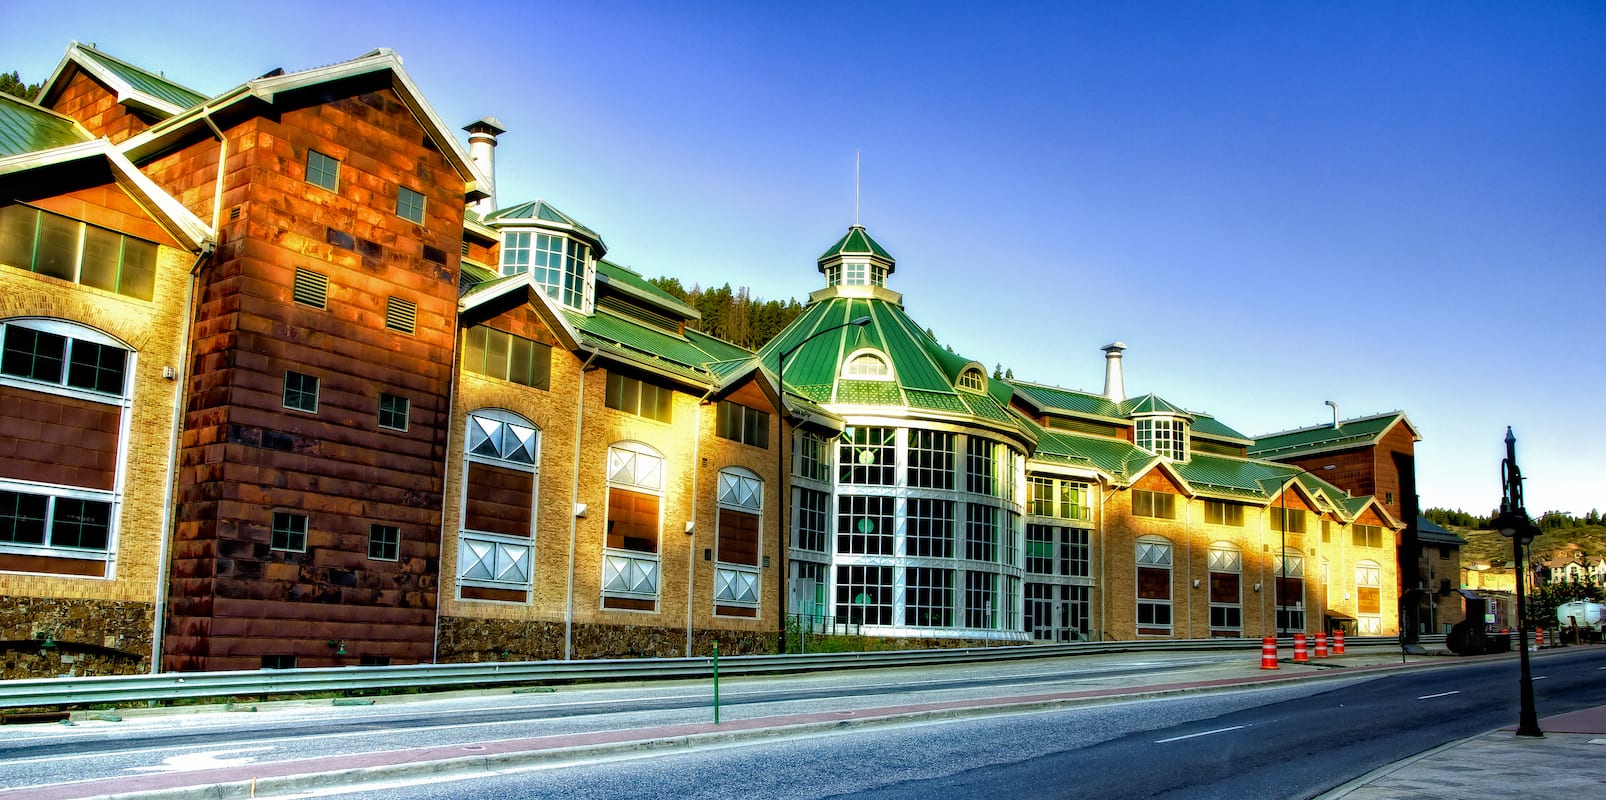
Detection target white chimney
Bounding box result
[1102,342,1127,403]
[464,117,506,217]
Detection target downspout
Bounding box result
[565,351,599,660]
[432,320,463,666]
[152,112,227,673]
[1099,483,1114,641]
[687,402,703,657]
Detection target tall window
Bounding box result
[1136,536,1173,634]
[1275,549,1306,632]
[906,567,954,627]
[306,150,340,191]
[499,231,592,310]
[964,571,999,629]
[907,429,955,489]
[714,468,763,615]
[1,205,157,300]
[837,495,893,555]
[907,498,955,558]
[1135,417,1188,461]
[1132,489,1176,519]
[794,431,830,481]
[965,437,995,496]
[605,371,673,422]
[716,400,769,448]
[1208,543,1242,633]
[839,427,894,485]
[602,443,664,610]
[964,504,999,562]
[1357,560,1383,634]
[459,410,538,596]
[793,488,829,552]
[464,326,551,390]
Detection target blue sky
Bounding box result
[7,1,1603,516]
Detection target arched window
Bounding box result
[1356,559,1382,634]
[714,467,763,616]
[1207,542,1242,633]
[458,410,539,598]
[957,368,986,392]
[602,442,664,609]
[842,350,891,379]
[1136,535,1173,634]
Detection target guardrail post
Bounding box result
[712,640,720,724]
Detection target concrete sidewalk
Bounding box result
[1317,704,1606,798]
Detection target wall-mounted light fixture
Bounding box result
[574,503,588,518]
[1253,583,1262,593]
[327,640,347,655]
[1193,579,1201,588]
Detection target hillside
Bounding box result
[1456,524,1606,568]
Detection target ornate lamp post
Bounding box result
[1495,426,1543,738]
[775,315,871,649]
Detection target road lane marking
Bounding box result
[1417,691,1460,700]
[127,746,275,773]
[1533,676,1547,680]
[1156,725,1244,743]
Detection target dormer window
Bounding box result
[1135,416,1188,462]
[500,230,591,310]
[957,368,986,393]
[843,350,891,379]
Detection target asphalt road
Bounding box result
[313,647,1606,800]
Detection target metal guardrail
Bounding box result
[0,635,1443,711]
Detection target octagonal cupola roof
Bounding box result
[813,224,902,305]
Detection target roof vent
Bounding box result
[1101,342,1127,403]
[464,117,506,217]
[1325,400,1340,429]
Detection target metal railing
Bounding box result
[0,635,1442,711]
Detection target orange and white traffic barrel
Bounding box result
[1315,632,1329,658]
[1260,636,1279,669]
[1293,633,1309,663]
[1334,629,1346,654]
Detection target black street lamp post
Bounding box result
[775,315,871,649]
[1496,426,1543,738]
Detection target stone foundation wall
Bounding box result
[0,597,153,679]
[437,616,781,662]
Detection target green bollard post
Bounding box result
[712,641,720,724]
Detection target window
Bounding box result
[1269,506,1307,533]
[906,567,955,627]
[604,371,673,422]
[283,371,318,413]
[602,443,664,609]
[1353,524,1384,548]
[1026,524,1088,577]
[1275,549,1306,632]
[271,512,307,552]
[907,429,955,490]
[1204,500,1244,527]
[1322,519,1331,543]
[397,187,425,224]
[459,412,538,597]
[716,400,769,448]
[464,326,552,390]
[964,504,998,562]
[385,296,417,334]
[0,488,111,553]
[466,410,538,466]
[714,468,762,613]
[1,320,129,397]
[498,231,590,310]
[1135,417,1188,462]
[1026,583,1090,642]
[1357,560,1383,634]
[791,560,827,619]
[964,571,999,629]
[1132,489,1175,519]
[838,427,894,486]
[957,369,986,392]
[1136,537,1173,633]
[378,393,409,431]
[965,437,996,496]
[369,524,400,561]
[1028,475,1089,520]
[1,204,157,300]
[306,150,339,192]
[907,498,955,558]
[292,267,328,308]
[843,351,890,379]
[794,431,830,481]
[835,564,892,625]
[837,494,893,555]
[793,488,829,552]
[1208,543,1242,632]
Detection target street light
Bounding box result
[775,314,872,649]
[1495,426,1543,738]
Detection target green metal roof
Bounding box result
[1249,412,1409,459]
[1190,413,1253,443]
[75,44,208,111]
[458,260,499,293]
[1009,381,1125,419]
[1027,422,1150,480]
[0,94,89,157]
[818,224,893,263]
[596,259,699,320]
[482,199,604,247]
[1416,516,1467,545]
[1122,393,1193,418]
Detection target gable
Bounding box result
[720,377,777,414]
[1134,467,1185,495]
[44,67,157,144]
